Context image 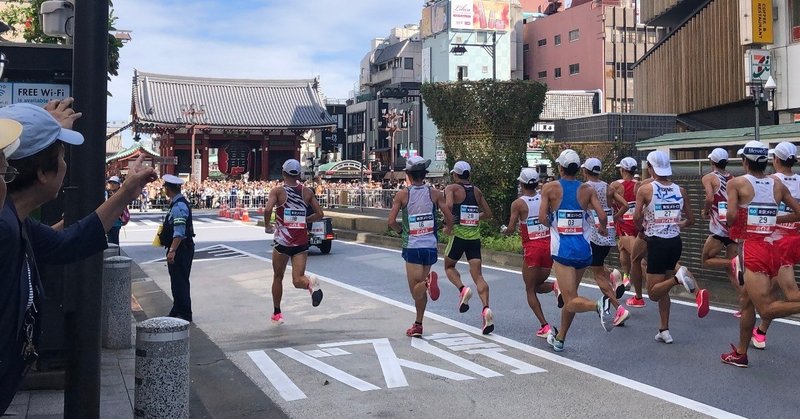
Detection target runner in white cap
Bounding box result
[540,149,614,352]
[504,168,555,338]
[610,157,646,307]
[635,150,708,345]
[700,148,739,315]
[722,141,800,367]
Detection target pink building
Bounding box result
[523,0,664,112]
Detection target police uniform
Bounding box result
[159,175,195,321]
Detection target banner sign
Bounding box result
[451,0,509,32]
[740,0,774,45]
[0,82,71,106]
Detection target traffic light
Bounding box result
[381,87,409,98]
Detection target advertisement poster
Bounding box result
[451,0,509,31]
[450,0,474,30]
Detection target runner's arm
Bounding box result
[701,174,716,219]
[444,185,455,213]
[609,183,628,219]
[586,185,607,235]
[539,183,552,228]
[475,188,493,221]
[436,189,454,234]
[777,183,800,224]
[505,200,521,236]
[305,188,324,223]
[679,186,695,228]
[726,179,740,226]
[387,190,404,234]
[263,188,280,233]
[633,183,649,232]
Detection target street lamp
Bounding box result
[178,103,206,182]
[747,76,776,143]
[449,31,497,80]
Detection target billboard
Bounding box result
[421,2,448,38]
[739,0,774,45]
[451,0,510,31]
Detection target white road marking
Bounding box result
[465,348,546,375]
[410,339,502,378]
[274,347,381,392]
[397,359,474,381]
[247,350,307,401]
[318,338,408,388]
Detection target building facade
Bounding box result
[770,0,800,124]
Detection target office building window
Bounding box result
[554,34,561,45]
[569,63,580,75]
[569,29,580,42]
[538,38,547,46]
[610,62,634,78]
[404,57,414,70]
[538,71,547,78]
[793,0,800,42]
[554,67,562,78]
[457,66,468,80]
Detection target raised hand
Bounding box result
[44,97,82,129]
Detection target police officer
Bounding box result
[159,174,195,322]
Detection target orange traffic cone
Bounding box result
[218,203,226,217]
[242,209,250,222]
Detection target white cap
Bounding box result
[708,148,729,163]
[162,174,184,185]
[450,160,471,175]
[517,168,539,184]
[582,157,602,174]
[741,140,769,162]
[615,157,638,171]
[0,103,84,160]
[556,149,580,167]
[771,142,797,161]
[0,119,22,158]
[405,155,431,172]
[107,176,121,184]
[646,150,672,177]
[282,159,301,176]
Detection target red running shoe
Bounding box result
[406,323,423,338]
[721,344,748,368]
[696,289,710,318]
[427,271,440,301]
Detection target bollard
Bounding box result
[102,256,132,349]
[134,317,190,418]
[104,242,121,259]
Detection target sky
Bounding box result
[108,0,426,133]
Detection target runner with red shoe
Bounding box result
[504,168,555,338]
[610,157,646,308]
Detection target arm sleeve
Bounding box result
[171,203,189,238]
[27,212,108,265]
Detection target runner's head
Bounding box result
[740,140,769,173]
[646,150,672,180]
[450,160,471,180]
[405,156,430,183]
[708,148,729,170]
[556,149,580,177]
[581,157,602,180]
[517,168,539,192]
[281,159,302,180]
[771,142,797,169]
[615,157,637,179]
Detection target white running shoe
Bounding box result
[655,330,674,344]
[308,275,323,307]
[675,266,696,293]
[597,296,614,332]
[481,307,494,335]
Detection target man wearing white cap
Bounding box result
[721,140,800,367]
[747,142,800,350]
[388,156,453,337]
[503,168,555,338]
[582,157,630,327]
[700,148,738,311]
[158,174,195,322]
[444,160,495,334]
[634,150,707,345]
[0,102,157,412]
[610,157,645,306]
[264,159,325,325]
[540,149,614,352]
[105,175,127,245]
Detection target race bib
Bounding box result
[557,210,584,235]
[284,209,306,229]
[622,202,635,221]
[592,209,615,229]
[777,202,797,228]
[746,205,777,234]
[653,203,681,226]
[717,202,728,223]
[460,205,480,226]
[525,216,549,240]
[311,221,325,237]
[408,213,435,236]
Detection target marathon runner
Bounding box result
[610,157,647,308]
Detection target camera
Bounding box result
[40,1,74,38]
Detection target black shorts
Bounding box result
[646,236,682,275]
[446,236,482,261]
[711,234,737,247]
[273,243,309,257]
[590,242,613,267]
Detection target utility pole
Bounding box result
[63,1,109,417]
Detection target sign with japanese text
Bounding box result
[0,82,71,106]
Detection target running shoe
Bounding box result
[655,330,674,344]
[675,266,697,293]
[610,269,626,299]
[613,306,630,327]
[482,307,495,335]
[597,296,614,332]
[626,295,646,308]
[732,254,744,286]
[622,273,631,291]
[458,286,473,313]
[536,324,552,338]
[271,313,284,325]
[308,275,323,307]
[427,271,440,301]
[406,323,423,338]
[733,310,742,318]
[751,327,767,350]
[546,327,564,352]
[721,344,748,367]
[553,281,564,308]
[696,289,710,318]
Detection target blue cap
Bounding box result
[162,174,184,185]
[0,103,84,160]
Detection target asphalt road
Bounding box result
[122,211,800,419]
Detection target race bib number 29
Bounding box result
[746,205,777,234]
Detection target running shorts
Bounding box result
[590,242,613,267]
[711,234,737,247]
[402,248,438,266]
[446,236,482,261]
[523,241,553,269]
[273,243,309,257]
[741,239,783,278]
[775,234,800,267]
[645,236,682,275]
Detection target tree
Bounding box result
[421,79,547,224]
[0,0,124,92]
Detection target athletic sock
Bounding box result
[659,328,667,333]
[756,328,766,336]
[414,321,422,326]
[459,286,465,292]
[483,306,489,311]
[274,307,281,315]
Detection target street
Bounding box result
[122,211,800,419]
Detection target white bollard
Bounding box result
[134,317,190,418]
[102,256,132,349]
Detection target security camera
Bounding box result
[40,1,74,38]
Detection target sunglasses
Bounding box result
[0,166,17,184]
